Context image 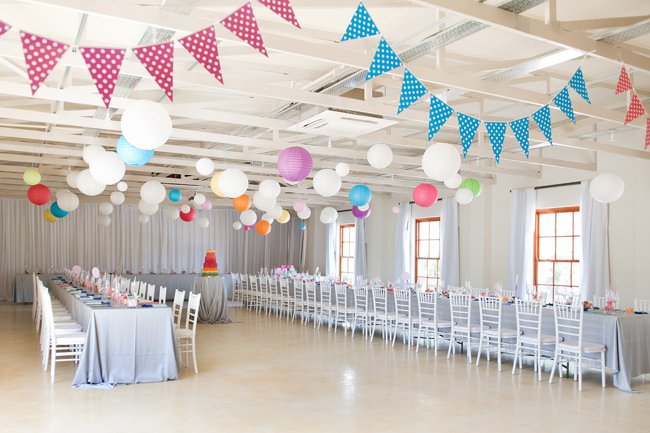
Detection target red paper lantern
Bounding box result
[27,184,51,206]
[413,184,438,208]
[180,207,196,222]
[256,220,271,236]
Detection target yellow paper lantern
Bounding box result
[276,209,290,224]
[23,169,41,185]
[44,209,58,223]
[210,172,226,198]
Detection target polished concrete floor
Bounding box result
[1,301,649,433]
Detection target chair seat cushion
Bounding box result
[455,324,489,333]
[57,332,87,344]
[420,319,453,329]
[176,329,195,339]
[520,334,561,345]
[558,340,606,353]
[484,328,519,338]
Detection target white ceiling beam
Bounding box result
[561,16,650,32]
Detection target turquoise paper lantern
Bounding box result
[349,185,372,207]
[168,189,182,202]
[116,135,154,166]
[50,201,68,218]
[300,224,306,230]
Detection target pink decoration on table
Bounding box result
[78,47,126,108]
[413,183,438,207]
[220,2,268,57]
[277,146,313,182]
[624,93,645,125]
[132,42,174,101]
[258,0,301,28]
[0,20,11,37]
[72,265,81,274]
[352,205,371,219]
[615,66,632,94]
[178,26,223,84]
[20,31,69,95]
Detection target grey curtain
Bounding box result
[394,202,412,281]
[325,222,338,278]
[579,181,610,302]
[440,197,459,288]
[507,188,536,299]
[354,217,367,281]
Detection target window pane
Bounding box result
[555,262,571,286]
[419,240,429,259]
[419,222,429,240]
[574,237,582,261]
[428,260,438,278]
[343,228,349,242]
[341,260,347,273]
[342,242,348,257]
[430,240,440,259]
[556,237,573,260]
[348,259,355,273]
[539,238,555,260]
[538,262,553,285]
[430,221,439,239]
[572,262,581,287]
[556,213,573,236]
[574,212,581,236]
[539,214,555,236]
[417,260,427,278]
[349,227,355,239]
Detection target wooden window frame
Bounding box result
[339,224,355,282]
[415,217,441,288]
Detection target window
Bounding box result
[534,207,581,303]
[339,224,355,282]
[415,217,441,288]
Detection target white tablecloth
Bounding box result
[192,276,231,324]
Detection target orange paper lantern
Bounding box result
[233,194,251,212]
[256,220,271,235]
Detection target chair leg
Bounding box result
[549,350,559,384]
[497,340,502,372]
[578,353,583,391]
[416,326,422,353]
[192,338,198,374]
[447,331,454,359]
[601,352,606,388]
[512,343,519,374]
[50,346,56,384]
[477,335,483,366]
[538,347,542,382]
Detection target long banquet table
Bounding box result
[47,277,180,387]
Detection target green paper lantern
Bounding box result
[23,169,41,185]
[460,178,482,198]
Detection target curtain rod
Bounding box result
[510,181,582,193]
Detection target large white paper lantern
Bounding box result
[197,217,210,229]
[253,191,276,212]
[259,179,281,199]
[58,192,79,212]
[422,143,461,182]
[55,188,70,199]
[313,169,342,197]
[66,171,80,189]
[590,173,624,203]
[217,168,249,199]
[89,151,125,185]
[455,188,473,205]
[267,203,283,219]
[240,209,257,226]
[298,207,311,219]
[140,180,166,204]
[196,158,214,176]
[117,181,128,192]
[181,204,190,213]
[138,199,159,215]
[319,207,338,224]
[192,200,202,210]
[83,144,105,164]
[99,202,114,215]
[233,221,242,230]
[367,143,393,169]
[77,169,106,196]
[261,213,274,224]
[165,207,180,220]
[138,214,149,224]
[194,193,206,205]
[444,173,463,189]
[110,191,125,205]
[120,100,172,150]
[97,215,111,227]
[335,163,350,177]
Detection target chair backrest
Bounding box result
[158,286,167,304]
[478,296,502,333]
[139,281,147,298]
[294,280,304,300]
[334,284,348,308]
[593,296,606,309]
[269,277,278,297]
[553,304,583,346]
[514,300,543,339]
[147,284,156,302]
[319,281,332,306]
[449,293,472,326]
[393,289,411,318]
[371,287,388,315]
[130,280,137,294]
[184,292,201,334]
[353,287,369,311]
[305,281,316,303]
[501,290,515,298]
[469,287,488,298]
[280,278,289,298]
[260,277,268,295]
[634,298,650,313]
[249,276,258,292]
[417,292,438,323]
[232,273,240,290]
[172,289,186,328]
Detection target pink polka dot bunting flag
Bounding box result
[0,20,11,37]
[624,93,645,125]
[78,47,126,108]
[132,42,174,101]
[220,2,268,57]
[258,0,300,29]
[178,26,223,84]
[615,66,632,95]
[645,117,650,150]
[20,31,69,95]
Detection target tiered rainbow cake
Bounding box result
[202,250,219,276]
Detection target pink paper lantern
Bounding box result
[27,184,51,206]
[413,184,438,208]
[293,200,306,213]
[392,205,400,214]
[352,205,372,219]
[201,200,213,210]
[277,147,313,182]
[244,225,251,231]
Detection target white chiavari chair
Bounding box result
[352,286,374,339]
[248,276,260,312]
[447,293,487,363]
[416,292,452,354]
[318,281,334,331]
[333,284,356,335]
[304,281,318,327]
[172,289,186,329]
[512,300,560,381]
[392,289,419,349]
[158,286,167,304]
[634,298,650,313]
[279,278,293,321]
[176,292,201,374]
[146,284,156,302]
[370,287,396,345]
[477,296,518,371]
[292,280,306,324]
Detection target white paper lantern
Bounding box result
[262,213,274,224]
[253,191,276,212]
[139,199,159,215]
[165,207,180,220]
[77,169,106,196]
[66,171,80,189]
[267,203,283,219]
[335,163,350,177]
[83,144,105,164]
[194,193,206,205]
[138,214,149,224]
[313,169,342,197]
[455,188,473,205]
[197,217,210,229]
[320,207,338,224]
[192,201,202,210]
[217,168,249,199]
[110,191,125,205]
[97,215,111,227]
[240,209,257,226]
[140,180,166,204]
[181,204,191,213]
[422,143,461,182]
[324,207,338,223]
[196,158,214,176]
[444,173,463,189]
[117,181,128,192]
[590,173,624,203]
[298,207,311,219]
[99,202,114,215]
[89,151,125,185]
[284,179,299,186]
[367,143,393,169]
[58,192,79,212]
[259,179,281,199]
[120,100,172,150]
[233,221,242,230]
[358,204,369,211]
[55,188,70,199]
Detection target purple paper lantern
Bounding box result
[352,205,372,219]
[277,146,313,182]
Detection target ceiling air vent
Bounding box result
[287,110,397,138]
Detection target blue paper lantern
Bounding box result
[116,135,154,166]
[300,224,306,230]
[168,189,182,202]
[349,185,372,207]
[50,201,68,218]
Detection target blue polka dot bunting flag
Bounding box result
[553,86,575,124]
[457,112,481,157]
[428,95,454,140]
[397,69,428,114]
[341,2,380,42]
[531,105,553,146]
[509,117,530,158]
[485,121,506,164]
[568,68,591,104]
[366,37,402,81]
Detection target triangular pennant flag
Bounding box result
[624,93,646,124]
[532,105,552,146]
[366,37,402,81]
[0,20,11,38]
[457,112,481,157]
[258,0,300,29]
[220,2,268,57]
[178,26,223,84]
[645,117,650,150]
[509,117,530,158]
[568,68,591,104]
[341,2,380,42]
[615,66,632,95]
[428,95,454,141]
[132,42,174,101]
[78,47,126,108]
[397,69,427,114]
[553,86,575,124]
[20,31,69,95]
[485,121,507,164]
